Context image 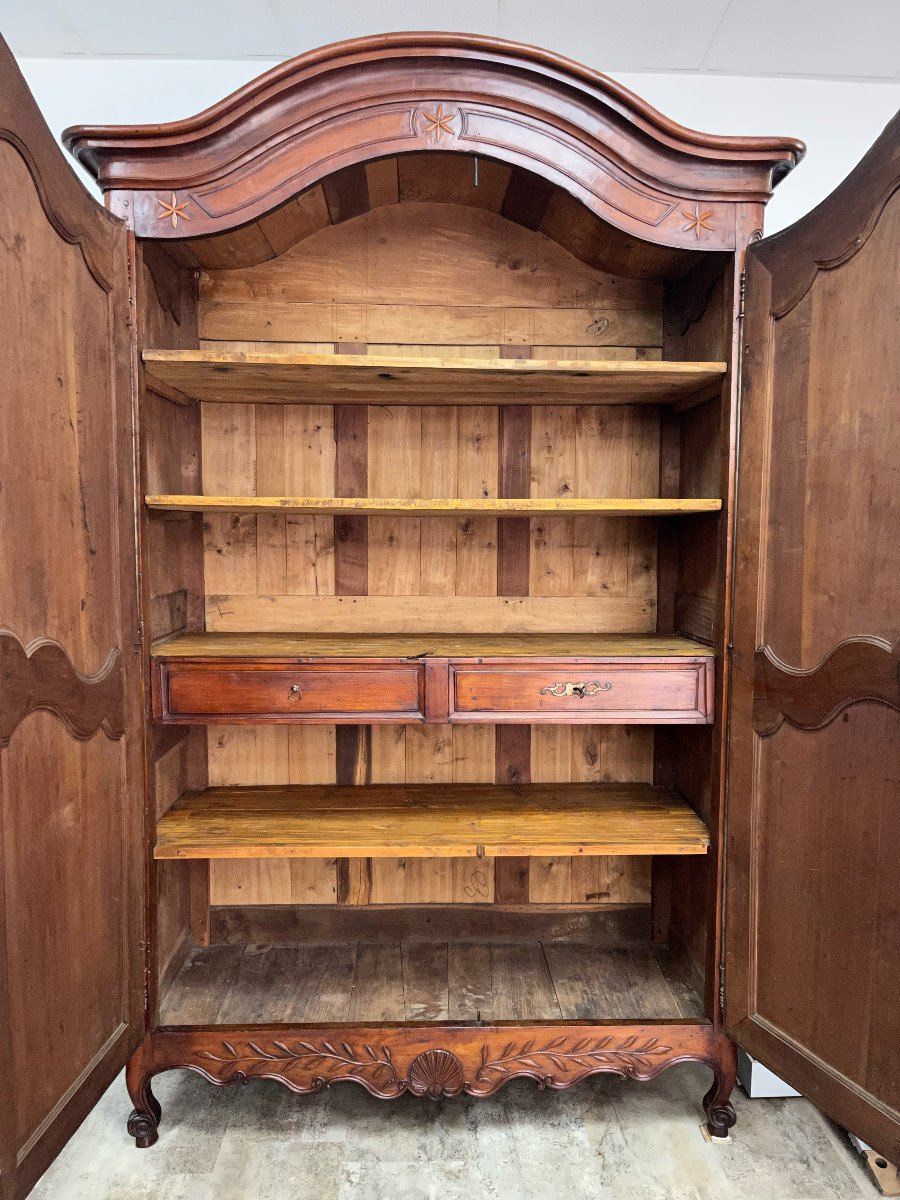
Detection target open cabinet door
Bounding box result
[726,114,899,1161]
[0,37,145,1199]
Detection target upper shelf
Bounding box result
[141,350,727,407]
[146,495,722,518]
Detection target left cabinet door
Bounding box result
[0,37,145,1199]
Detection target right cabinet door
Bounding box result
[726,114,899,1161]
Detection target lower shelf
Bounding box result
[159,941,703,1026]
[154,783,710,860]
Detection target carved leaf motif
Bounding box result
[198,1038,399,1090]
[475,1036,672,1083]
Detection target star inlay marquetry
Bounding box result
[157,192,191,229]
[421,104,455,142]
[682,204,714,240]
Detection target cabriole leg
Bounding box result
[126,1037,161,1148]
[702,1037,738,1139]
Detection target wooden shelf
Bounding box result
[146,495,722,518]
[141,350,727,406]
[151,632,716,660]
[154,783,710,860]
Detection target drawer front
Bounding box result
[156,662,424,722]
[450,660,713,723]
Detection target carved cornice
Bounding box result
[62,33,803,249]
[0,631,125,747]
[752,637,900,737]
[752,111,899,318]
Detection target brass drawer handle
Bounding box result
[288,684,303,701]
[540,681,612,698]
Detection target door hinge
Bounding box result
[143,948,151,1017]
[738,267,747,322]
[719,960,726,1015]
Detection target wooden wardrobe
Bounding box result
[1,30,897,1197]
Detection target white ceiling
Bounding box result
[2,0,898,80]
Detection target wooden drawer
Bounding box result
[153,661,425,723]
[449,659,714,724]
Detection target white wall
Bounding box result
[17,56,899,234]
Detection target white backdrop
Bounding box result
[18,56,899,234]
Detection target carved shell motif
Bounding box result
[406,1049,465,1099]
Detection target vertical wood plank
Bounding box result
[188,859,210,948]
[333,404,368,595]
[334,392,371,902]
[497,404,531,596]
[495,724,531,903]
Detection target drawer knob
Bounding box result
[288,684,303,701]
[540,681,612,698]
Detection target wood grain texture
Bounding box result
[142,349,725,405]
[158,940,701,1024]
[182,173,707,912]
[126,1020,737,1145]
[135,237,207,1003]
[202,594,656,634]
[728,117,900,1164]
[209,903,652,946]
[153,632,714,659]
[0,631,124,747]
[154,783,710,859]
[753,637,900,735]
[0,35,144,1196]
[66,31,801,254]
[148,495,721,517]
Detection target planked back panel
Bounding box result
[198,190,664,907]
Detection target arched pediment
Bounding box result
[64,33,803,251]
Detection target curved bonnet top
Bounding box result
[64,32,804,250]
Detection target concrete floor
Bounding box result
[32,1064,879,1199]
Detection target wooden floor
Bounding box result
[159,942,703,1025]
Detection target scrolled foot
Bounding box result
[126,1072,161,1148]
[127,1107,159,1149]
[705,1100,737,1139]
[702,1043,737,1140]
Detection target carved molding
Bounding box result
[62,33,802,247]
[752,637,900,737]
[131,1022,735,1105]
[753,112,899,318]
[0,630,125,747]
[0,39,120,292]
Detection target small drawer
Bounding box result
[450,659,713,724]
[154,661,425,723]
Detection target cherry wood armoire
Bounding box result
[0,30,897,1198]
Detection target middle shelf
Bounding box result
[146,495,722,517]
[154,783,710,861]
